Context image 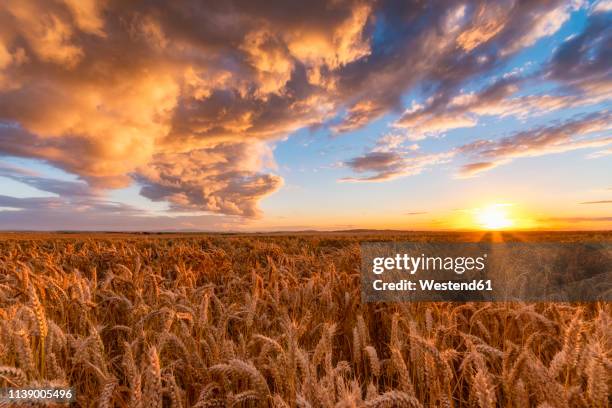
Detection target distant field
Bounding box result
[0,232,610,407]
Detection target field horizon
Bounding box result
[1,230,611,239]
[0,1,610,406]
[1,232,610,407]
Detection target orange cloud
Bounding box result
[0,0,374,216]
[0,0,607,220]
[457,2,511,51]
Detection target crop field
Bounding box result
[0,232,610,407]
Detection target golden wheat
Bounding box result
[0,232,609,407]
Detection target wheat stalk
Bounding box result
[142,346,162,408]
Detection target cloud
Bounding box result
[0,161,38,177]
[0,195,242,231]
[0,0,375,217]
[333,0,585,134]
[544,8,611,93]
[457,161,498,176]
[0,0,608,216]
[340,6,612,184]
[341,103,612,181]
[0,195,63,211]
[501,2,576,55]
[382,5,611,141]
[341,149,454,182]
[0,164,95,197]
[541,216,612,223]
[588,148,612,158]
[593,0,612,13]
[0,163,143,220]
[136,142,283,217]
[395,61,609,140]
[580,200,612,204]
[331,100,387,133]
[0,194,139,214]
[0,164,249,230]
[0,163,162,223]
[457,111,612,177]
[394,78,521,138]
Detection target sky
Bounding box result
[0,0,610,231]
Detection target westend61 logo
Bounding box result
[361,242,612,302]
[372,253,487,275]
[370,252,492,294]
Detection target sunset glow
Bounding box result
[475,204,515,230]
[0,1,610,231]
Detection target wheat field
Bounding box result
[0,232,610,407]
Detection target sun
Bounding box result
[475,204,514,230]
